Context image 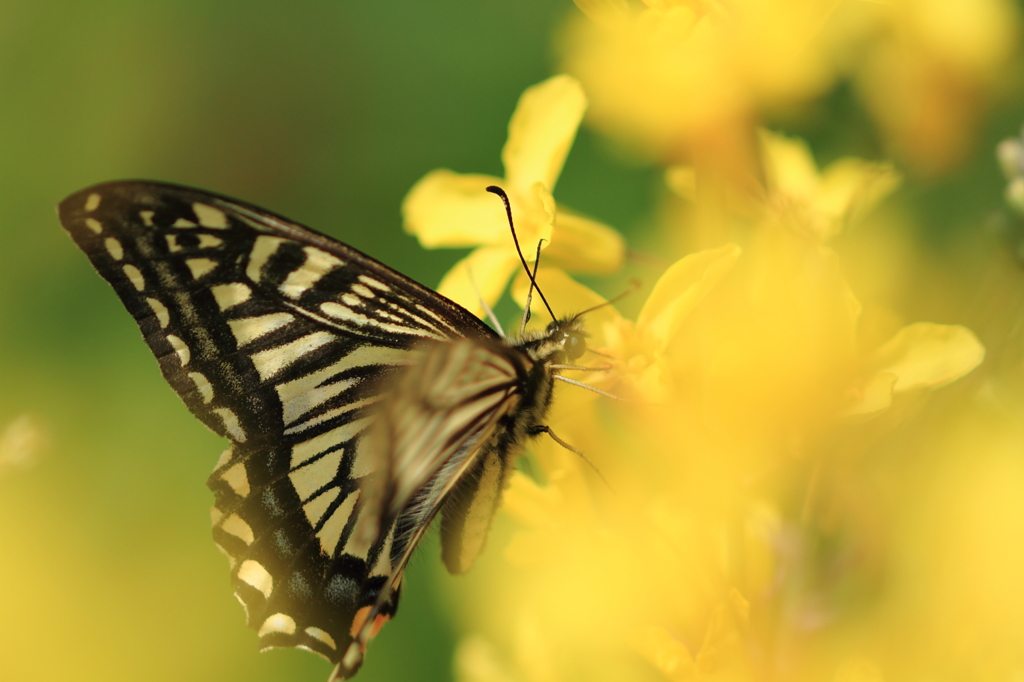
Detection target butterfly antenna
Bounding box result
[573,278,642,319]
[486,186,557,321]
[519,239,545,337]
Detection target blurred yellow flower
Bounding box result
[403,75,625,316]
[398,4,1022,681]
[561,0,1020,175]
[444,184,986,682]
[668,129,903,242]
[559,0,843,164]
[0,414,47,476]
[848,0,1022,173]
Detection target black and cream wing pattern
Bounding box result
[58,181,517,676]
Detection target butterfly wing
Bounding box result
[58,180,499,668]
[336,337,527,677]
[355,338,525,545]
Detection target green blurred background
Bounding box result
[3,2,1024,682]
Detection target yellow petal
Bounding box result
[632,625,695,681]
[637,244,742,350]
[502,75,587,194]
[402,170,508,248]
[817,158,902,237]
[541,208,625,275]
[436,246,521,317]
[519,181,557,252]
[834,657,885,682]
[844,372,898,418]
[872,323,985,392]
[573,0,633,29]
[761,129,821,200]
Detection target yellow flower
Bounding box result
[562,0,1021,174]
[851,0,1022,173]
[668,129,902,243]
[445,220,985,682]
[559,0,843,161]
[403,75,625,316]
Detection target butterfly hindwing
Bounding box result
[58,181,506,667]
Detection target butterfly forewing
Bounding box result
[58,181,502,668]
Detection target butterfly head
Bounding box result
[518,315,588,366]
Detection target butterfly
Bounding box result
[58,180,595,680]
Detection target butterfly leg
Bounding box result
[528,425,612,490]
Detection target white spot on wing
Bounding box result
[189,371,214,404]
[139,210,155,226]
[146,298,170,328]
[84,193,101,212]
[105,238,124,261]
[350,283,374,298]
[172,217,197,228]
[85,218,102,234]
[305,627,337,650]
[186,258,217,279]
[165,234,183,253]
[358,275,391,292]
[301,487,341,528]
[341,293,362,307]
[211,282,252,311]
[317,490,356,557]
[213,407,247,442]
[280,246,346,299]
[283,395,383,436]
[122,264,145,290]
[166,334,190,365]
[198,233,224,248]
[246,235,287,283]
[290,417,372,468]
[220,461,250,497]
[290,449,343,503]
[228,312,295,347]
[219,513,255,544]
[238,560,273,598]
[275,345,408,428]
[278,375,357,428]
[193,202,229,229]
[368,527,395,578]
[257,613,296,637]
[320,302,444,339]
[249,331,335,381]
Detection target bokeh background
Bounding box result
[3,2,1024,682]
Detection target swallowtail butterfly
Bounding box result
[58,181,591,680]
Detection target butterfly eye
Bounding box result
[564,330,587,362]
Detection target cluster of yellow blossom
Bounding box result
[402,0,1024,679]
[560,0,1020,173]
